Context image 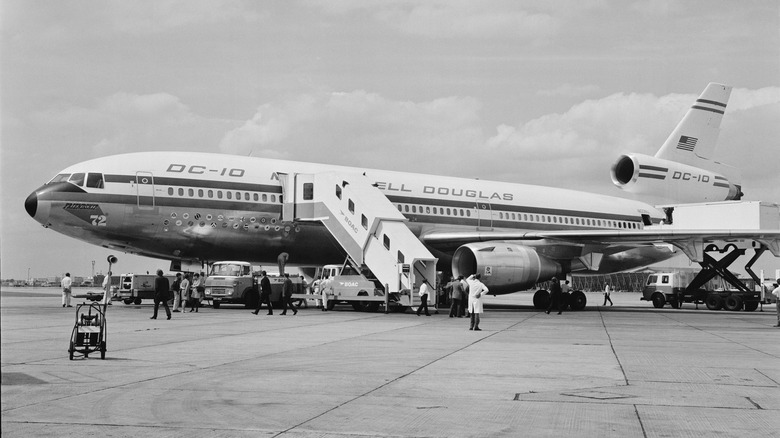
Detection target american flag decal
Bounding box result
[676,135,698,151]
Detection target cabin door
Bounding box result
[475,201,493,231]
[135,172,155,209]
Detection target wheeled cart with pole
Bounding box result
[68,254,117,360]
[68,301,107,360]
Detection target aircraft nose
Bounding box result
[25,191,38,218]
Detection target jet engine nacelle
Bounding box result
[611,153,741,204]
[452,242,562,295]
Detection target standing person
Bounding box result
[280,273,298,315]
[180,274,191,312]
[546,277,563,315]
[252,271,273,315]
[189,275,201,312]
[773,280,780,328]
[416,279,431,316]
[461,276,470,317]
[171,273,183,312]
[151,269,171,320]
[191,273,203,307]
[447,276,464,318]
[467,274,488,330]
[603,283,613,306]
[61,273,73,308]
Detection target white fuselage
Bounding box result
[26,151,674,278]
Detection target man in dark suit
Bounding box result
[151,269,171,320]
[279,273,297,315]
[252,271,273,315]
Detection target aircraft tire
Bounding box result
[569,290,587,311]
[651,293,665,308]
[743,300,759,312]
[533,290,550,309]
[724,294,743,311]
[705,294,723,311]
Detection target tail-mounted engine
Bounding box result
[611,153,742,204]
[452,242,562,295]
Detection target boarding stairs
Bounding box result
[276,171,437,307]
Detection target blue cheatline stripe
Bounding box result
[638,165,667,172]
[696,98,727,108]
[638,173,666,180]
[104,174,282,193]
[691,105,725,115]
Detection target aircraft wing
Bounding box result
[420,228,780,262]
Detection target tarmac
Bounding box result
[2,287,779,437]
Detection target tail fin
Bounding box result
[611,83,742,204]
[655,82,731,166]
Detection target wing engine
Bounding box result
[452,242,562,295]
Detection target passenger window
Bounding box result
[217,191,223,199]
[86,173,104,189]
[236,192,241,200]
[303,183,314,200]
[168,188,174,195]
[198,189,203,197]
[178,188,184,196]
[348,199,355,214]
[208,190,213,198]
[262,194,267,202]
[227,192,232,199]
[425,206,430,214]
[189,189,194,197]
[68,173,85,186]
[271,195,276,203]
[412,206,417,213]
[253,193,259,201]
[361,214,368,229]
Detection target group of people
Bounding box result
[150,270,205,320]
[442,274,488,330]
[252,271,298,316]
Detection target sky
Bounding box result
[2,0,779,281]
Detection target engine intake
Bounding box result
[452,243,562,295]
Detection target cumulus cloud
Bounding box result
[218,91,484,171]
[30,92,235,156]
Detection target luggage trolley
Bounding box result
[68,301,107,360]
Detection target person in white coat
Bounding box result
[467,274,488,331]
[416,279,431,316]
[61,273,73,307]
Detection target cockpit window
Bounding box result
[86,173,104,189]
[48,173,71,184]
[68,173,85,186]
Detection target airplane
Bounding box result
[24,83,780,308]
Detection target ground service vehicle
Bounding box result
[204,261,303,309]
[118,273,176,305]
[315,263,419,312]
[642,272,762,311]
